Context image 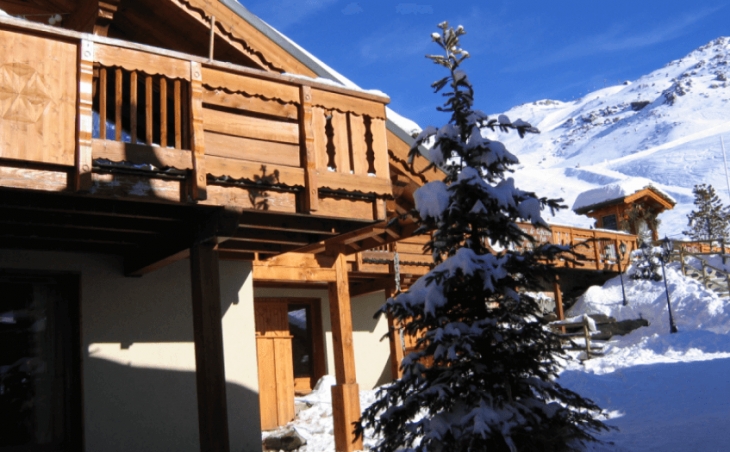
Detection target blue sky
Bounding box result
[240,0,730,129]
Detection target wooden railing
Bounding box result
[352,224,638,278]
[0,20,391,221]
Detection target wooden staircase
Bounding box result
[673,250,730,299]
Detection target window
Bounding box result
[601,214,618,230]
[0,272,82,451]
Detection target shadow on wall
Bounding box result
[350,292,387,334]
[84,357,261,452]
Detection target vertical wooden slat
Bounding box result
[190,62,207,200]
[370,117,390,178]
[190,240,231,452]
[349,114,368,175]
[299,86,319,212]
[145,75,153,145]
[99,67,107,140]
[75,40,94,191]
[331,111,350,173]
[115,68,122,142]
[255,337,278,430]
[174,79,182,149]
[144,75,154,146]
[328,248,363,452]
[130,71,138,144]
[312,107,328,170]
[274,338,295,425]
[160,78,168,148]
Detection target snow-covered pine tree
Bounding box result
[683,184,730,242]
[358,23,609,452]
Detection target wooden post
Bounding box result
[299,86,319,212]
[583,317,591,360]
[190,62,207,200]
[327,248,363,452]
[553,275,565,334]
[75,40,94,191]
[190,240,230,452]
[208,15,216,61]
[384,285,404,380]
[680,249,686,276]
[702,260,709,288]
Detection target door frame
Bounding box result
[0,269,83,452]
[254,297,326,393]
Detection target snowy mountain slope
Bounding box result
[482,37,730,237]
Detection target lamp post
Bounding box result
[617,242,628,306]
[659,236,679,334]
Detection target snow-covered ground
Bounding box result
[267,259,730,451]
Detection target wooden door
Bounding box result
[254,301,295,431]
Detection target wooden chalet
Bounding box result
[573,184,676,242]
[0,2,649,452]
[0,1,442,451]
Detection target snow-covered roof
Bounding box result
[572,181,677,212]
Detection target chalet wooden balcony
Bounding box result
[0,17,392,224]
[344,224,639,296]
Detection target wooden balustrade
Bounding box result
[92,64,191,149]
[0,20,391,222]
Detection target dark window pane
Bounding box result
[287,305,312,379]
[0,276,78,451]
[602,214,618,230]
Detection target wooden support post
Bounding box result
[75,40,94,192]
[680,249,686,276]
[190,62,207,200]
[299,86,319,212]
[327,248,363,452]
[190,240,230,452]
[385,286,404,380]
[553,275,565,334]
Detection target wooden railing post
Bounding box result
[553,275,565,334]
[327,247,363,452]
[370,117,389,178]
[299,86,319,212]
[680,249,686,276]
[75,39,94,192]
[190,61,207,200]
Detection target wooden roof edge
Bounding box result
[0,15,389,104]
[574,186,675,215]
[623,187,676,209]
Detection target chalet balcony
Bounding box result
[0,17,400,266]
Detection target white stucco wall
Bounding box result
[0,250,260,452]
[254,287,393,390]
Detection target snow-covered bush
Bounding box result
[358,22,610,452]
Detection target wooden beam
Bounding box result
[75,39,94,192]
[300,85,319,213]
[65,0,120,36]
[190,61,207,200]
[190,240,230,452]
[327,248,363,452]
[237,212,342,236]
[384,286,404,380]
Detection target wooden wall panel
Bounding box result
[204,131,300,167]
[0,29,77,166]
